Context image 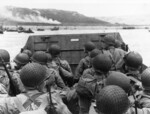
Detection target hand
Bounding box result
[134,100,142,109]
[45,105,57,114]
[45,76,55,86]
[55,58,61,66]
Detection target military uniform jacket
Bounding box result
[108,46,126,71]
[0,90,71,114]
[136,91,150,108]
[83,68,95,76]
[125,91,150,114]
[76,73,107,99]
[47,58,73,79]
[45,67,67,90]
[12,70,26,93]
[126,107,150,114]
[0,68,10,93]
[75,56,91,80]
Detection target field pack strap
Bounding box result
[14,93,43,112]
[14,97,26,112]
[23,93,43,109]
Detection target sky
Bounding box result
[0,0,150,17]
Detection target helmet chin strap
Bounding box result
[25,86,36,91]
[25,85,43,92]
[24,79,46,92]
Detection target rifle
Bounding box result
[0,56,19,96]
[132,92,138,114]
[45,85,57,114]
[56,57,63,68]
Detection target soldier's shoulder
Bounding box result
[115,48,126,53]
[60,59,69,64]
[0,96,17,107]
[47,67,58,74]
[78,58,86,64]
[0,96,21,114]
[83,68,94,76]
[81,74,96,82]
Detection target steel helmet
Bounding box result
[124,51,143,69]
[48,44,61,56]
[0,49,10,63]
[84,41,96,52]
[115,40,122,48]
[89,48,101,58]
[141,67,150,90]
[20,63,47,88]
[22,49,32,57]
[96,85,130,114]
[92,53,112,73]
[106,71,131,93]
[46,53,52,62]
[31,51,48,65]
[14,53,30,65]
[102,35,115,46]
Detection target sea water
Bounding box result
[0,29,150,66]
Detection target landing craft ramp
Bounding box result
[23,32,124,73]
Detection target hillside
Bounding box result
[0,6,112,26]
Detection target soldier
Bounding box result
[12,53,30,70]
[76,52,113,114]
[82,48,109,76]
[96,79,150,114]
[43,52,78,114]
[127,67,150,113]
[104,68,150,114]
[11,53,30,93]
[123,51,143,94]
[75,41,96,81]
[31,51,68,90]
[105,70,142,106]
[101,35,127,71]
[47,44,73,87]
[0,49,11,94]
[136,67,150,108]
[0,63,71,114]
[123,51,143,80]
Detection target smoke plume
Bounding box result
[0,6,61,24]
